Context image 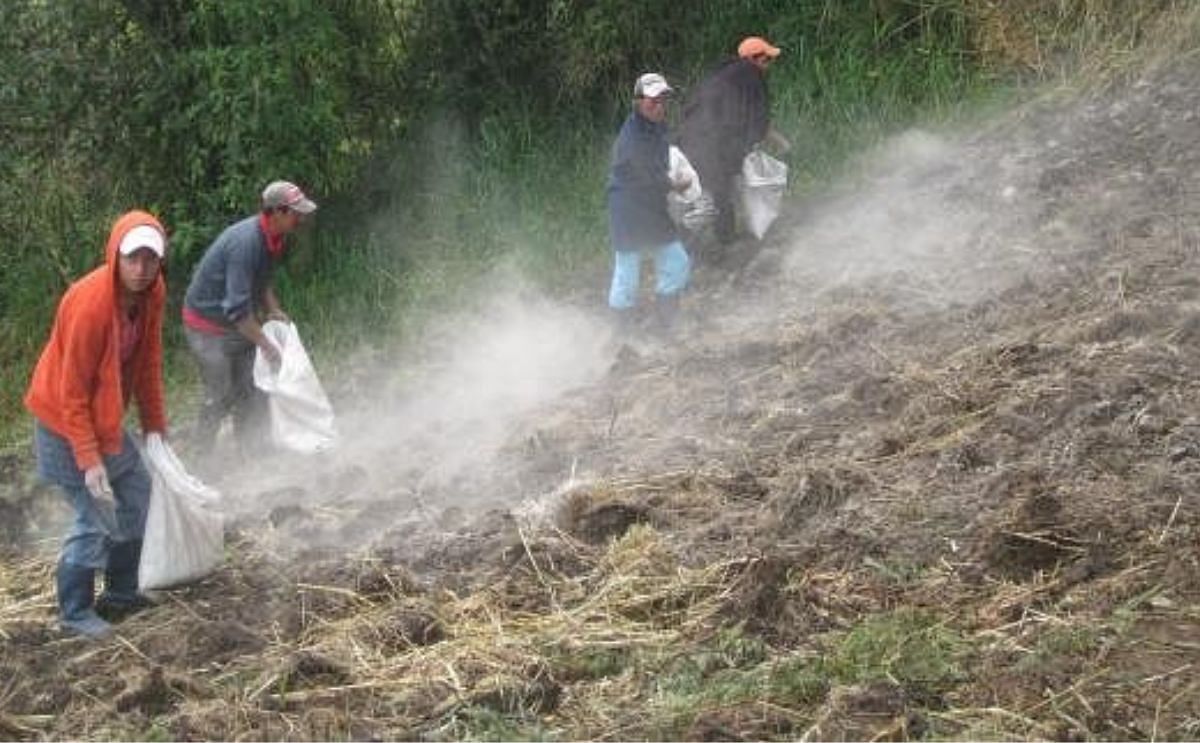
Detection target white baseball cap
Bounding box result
[118,224,166,258]
[634,72,672,99]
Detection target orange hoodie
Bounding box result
[24,210,168,471]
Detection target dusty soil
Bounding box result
[4,57,1200,741]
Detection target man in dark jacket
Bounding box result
[606,72,693,334]
[677,36,789,251]
[182,180,316,459]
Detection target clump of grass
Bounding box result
[1017,624,1103,672]
[436,705,552,742]
[828,608,970,696]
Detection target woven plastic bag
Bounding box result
[740,149,788,239]
[253,321,338,453]
[138,434,224,591]
[668,146,716,231]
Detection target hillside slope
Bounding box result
[3,54,1200,741]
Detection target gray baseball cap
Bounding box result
[261,180,317,214]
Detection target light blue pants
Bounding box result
[33,421,150,569]
[608,240,691,310]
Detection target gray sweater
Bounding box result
[183,215,276,328]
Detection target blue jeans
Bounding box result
[608,240,691,310]
[33,421,150,569]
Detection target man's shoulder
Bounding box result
[57,268,112,328]
[722,59,761,84]
[213,215,264,250]
[61,265,108,302]
[225,214,262,237]
[698,57,742,81]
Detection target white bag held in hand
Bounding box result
[740,149,788,239]
[668,145,703,204]
[668,146,716,232]
[139,434,224,591]
[253,320,338,453]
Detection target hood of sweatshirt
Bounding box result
[105,209,167,304]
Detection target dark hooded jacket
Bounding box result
[606,108,679,251]
[675,57,769,182]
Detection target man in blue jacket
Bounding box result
[182,180,316,460]
[606,72,693,334]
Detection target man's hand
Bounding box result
[765,128,792,155]
[84,464,115,507]
[236,315,283,369]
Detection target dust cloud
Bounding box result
[769,127,1058,306]
[215,279,618,552]
[344,287,613,488]
[217,104,1100,556]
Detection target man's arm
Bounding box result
[763,125,792,155]
[223,246,281,364]
[235,314,280,366]
[262,285,289,324]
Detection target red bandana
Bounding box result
[258,213,286,258]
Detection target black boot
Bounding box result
[97,539,153,621]
[57,560,112,638]
[652,293,682,337]
[610,307,639,337]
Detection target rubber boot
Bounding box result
[652,293,682,337]
[57,560,112,638]
[97,539,153,621]
[610,307,641,339]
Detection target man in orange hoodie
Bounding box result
[25,210,169,638]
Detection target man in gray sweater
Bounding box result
[182,180,316,460]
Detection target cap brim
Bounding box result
[291,197,317,214]
[643,84,672,98]
[118,225,165,257]
[120,244,165,258]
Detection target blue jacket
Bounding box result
[183,215,276,327]
[606,110,677,252]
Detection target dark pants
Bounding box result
[706,168,738,246]
[680,146,738,245]
[184,326,268,456]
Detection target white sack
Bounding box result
[668,146,703,204]
[740,149,788,239]
[668,146,717,232]
[139,434,224,591]
[253,320,338,453]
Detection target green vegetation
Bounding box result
[0,0,1176,447]
[827,608,969,694]
[562,611,972,739]
[443,706,552,742]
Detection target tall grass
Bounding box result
[282,105,615,372]
[0,158,133,450]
